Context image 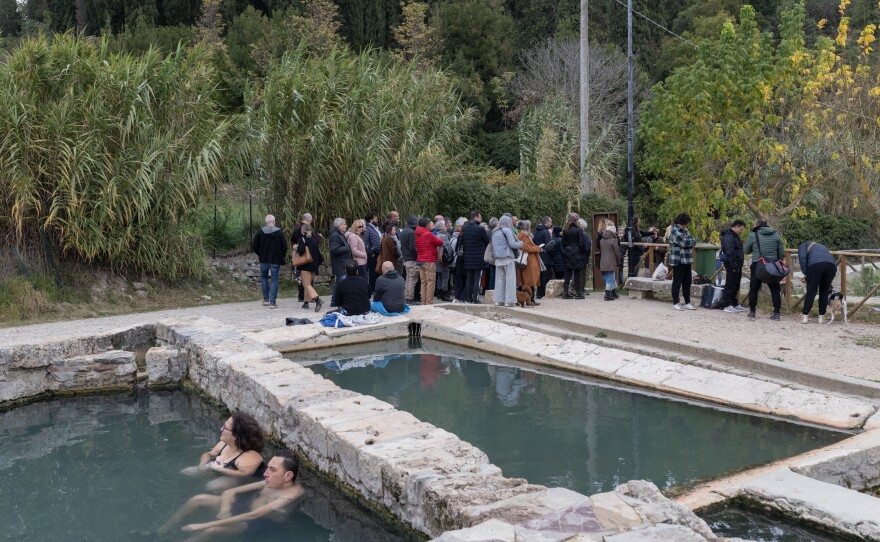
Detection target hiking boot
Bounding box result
[801,314,808,324]
[610,290,619,300]
[770,312,781,321]
[604,291,613,301]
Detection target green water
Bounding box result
[701,505,844,542]
[0,391,411,542]
[310,347,846,494]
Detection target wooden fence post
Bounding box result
[840,255,847,297]
[785,251,793,311]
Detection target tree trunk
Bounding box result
[74,0,87,33]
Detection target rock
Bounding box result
[132,282,147,291]
[614,481,715,539]
[431,519,516,541]
[145,346,187,386]
[484,290,494,304]
[544,280,564,298]
[47,350,138,391]
[201,295,212,301]
[136,290,148,297]
[603,523,708,541]
[589,492,645,532]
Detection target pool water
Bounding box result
[0,391,412,542]
[310,346,846,495]
[701,505,845,542]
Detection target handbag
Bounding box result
[292,244,313,267]
[484,242,496,265]
[515,249,529,269]
[753,234,789,284]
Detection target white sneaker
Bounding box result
[684,303,696,310]
[723,306,738,313]
[733,305,746,312]
[818,315,825,324]
[801,314,809,324]
[673,304,683,311]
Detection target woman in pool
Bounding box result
[184,412,266,490]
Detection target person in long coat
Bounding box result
[599,222,622,301]
[376,222,400,274]
[516,220,542,305]
[561,213,590,299]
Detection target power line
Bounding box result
[611,0,698,49]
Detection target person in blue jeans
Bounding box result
[251,214,288,309]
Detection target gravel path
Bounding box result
[2,293,879,383]
[530,295,880,383]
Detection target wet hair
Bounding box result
[231,412,264,453]
[418,217,431,228]
[673,213,691,226]
[274,450,299,481]
[345,260,359,276]
[731,219,746,228]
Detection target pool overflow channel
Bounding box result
[2,306,880,540]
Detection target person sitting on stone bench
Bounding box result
[373,261,406,314]
[159,451,304,541]
[335,260,371,316]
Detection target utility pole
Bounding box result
[626,0,636,275]
[579,0,591,194]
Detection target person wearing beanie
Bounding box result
[599,221,622,300]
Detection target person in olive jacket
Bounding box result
[743,219,785,320]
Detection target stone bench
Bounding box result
[624,277,707,301]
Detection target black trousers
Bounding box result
[802,261,837,315]
[537,268,551,297]
[748,262,781,313]
[562,268,581,294]
[721,263,742,308]
[367,253,379,294]
[465,269,481,302]
[671,263,692,304]
[454,271,467,300]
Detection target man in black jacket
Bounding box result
[252,214,288,309]
[373,261,406,313]
[461,210,489,303]
[533,216,553,298]
[328,218,352,307]
[335,261,371,315]
[720,219,746,312]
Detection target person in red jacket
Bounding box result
[415,217,443,305]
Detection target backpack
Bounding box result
[440,242,455,265]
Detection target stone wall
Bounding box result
[0,324,152,405]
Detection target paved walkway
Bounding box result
[3,293,880,383]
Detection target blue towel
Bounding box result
[370,301,410,316]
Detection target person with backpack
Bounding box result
[798,240,837,324]
[744,218,785,320]
[719,220,747,313]
[434,220,453,302]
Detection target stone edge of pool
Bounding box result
[2,306,879,540]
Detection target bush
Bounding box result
[777,214,878,251]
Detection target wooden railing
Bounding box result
[627,243,880,316]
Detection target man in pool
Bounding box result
[159,451,304,541]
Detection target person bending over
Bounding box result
[182,412,265,491]
[335,260,371,315]
[160,451,304,541]
[373,261,406,313]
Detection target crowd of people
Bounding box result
[250,209,843,323]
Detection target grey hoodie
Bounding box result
[252,225,288,265]
[399,215,419,262]
[491,215,523,263]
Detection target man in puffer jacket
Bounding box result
[251,214,288,309]
[719,220,746,312]
[744,219,785,320]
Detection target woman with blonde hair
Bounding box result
[295,224,324,312]
[346,218,369,278]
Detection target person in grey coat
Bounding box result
[373,261,406,313]
[491,215,524,307]
[798,241,837,323]
[434,220,452,302]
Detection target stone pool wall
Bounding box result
[0,324,152,405]
[155,314,722,540]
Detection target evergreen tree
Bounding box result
[335,0,399,50]
[0,0,21,37]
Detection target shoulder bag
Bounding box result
[515,249,529,269]
[753,235,789,284]
[292,243,313,267]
